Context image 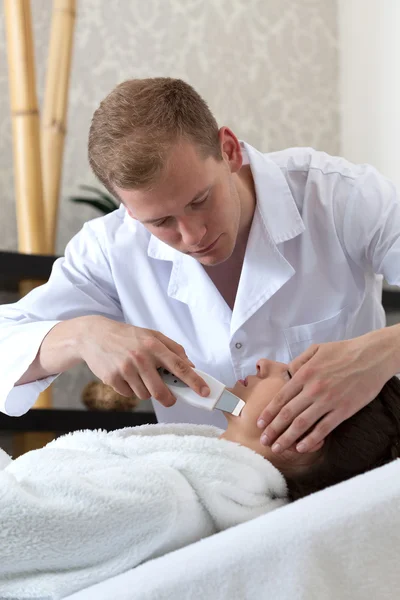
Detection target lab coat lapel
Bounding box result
[230,143,305,336]
[230,210,295,336]
[147,237,231,323]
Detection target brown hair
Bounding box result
[286,376,400,501]
[88,78,222,196]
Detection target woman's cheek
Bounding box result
[240,407,260,436]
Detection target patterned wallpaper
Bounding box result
[0,0,339,411]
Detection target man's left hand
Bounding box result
[257,328,398,454]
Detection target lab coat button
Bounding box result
[235,342,242,349]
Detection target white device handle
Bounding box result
[159,368,226,411]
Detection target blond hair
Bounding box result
[88,78,222,195]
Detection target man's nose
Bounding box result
[178,217,206,248]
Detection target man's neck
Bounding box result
[202,164,256,310]
[203,238,248,311]
[236,164,256,246]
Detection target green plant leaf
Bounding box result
[79,185,119,210]
[69,197,116,214]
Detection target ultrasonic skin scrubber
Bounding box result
[158,367,245,416]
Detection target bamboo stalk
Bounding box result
[42,0,76,252]
[4,0,53,455]
[4,0,46,255]
[4,1,77,456]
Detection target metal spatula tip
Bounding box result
[215,390,245,416]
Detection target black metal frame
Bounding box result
[0,408,157,433]
[0,251,57,292]
[2,250,400,308]
[382,289,400,311]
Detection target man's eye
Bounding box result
[154,217,170,228]
[192,194,209,207]
[152,193,209,226]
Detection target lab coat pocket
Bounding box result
[283,306,349,360]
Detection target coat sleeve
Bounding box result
[334,164,400,286]
[0,222,124,416]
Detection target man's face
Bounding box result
[115,137,243,266]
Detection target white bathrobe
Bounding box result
[0,424,288,599]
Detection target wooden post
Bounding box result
[42,0,76,252]
[4,0,46,256]
[4,0,53,455]
[4,0,76,455]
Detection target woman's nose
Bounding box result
[256,358,281,378]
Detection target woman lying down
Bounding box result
[1,359,400,598]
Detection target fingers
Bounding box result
[304,439,325,453]
[139,366,177,407]
[256,348,322,450]
[104,375,136,398]
[259,392,318,449]
[109,346,176,406]
[161,353,210,397]
[155,332,195,366]
[264,404,334,454]
[105,371,152,401]
[123,373,152,401]
[284,439,325,453]
[126,339,210,407]
[294,414,338,453]
[151,333,210,397]
[288,344,319,376]
[139,357,209,408]
[101,329,211,408]
[257,377,304,430]
[255,342,351,455]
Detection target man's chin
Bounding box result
[196,244,234,266]
[197,254,227,266]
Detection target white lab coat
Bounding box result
[1,142,400,424]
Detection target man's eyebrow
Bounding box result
[142,186,211,224]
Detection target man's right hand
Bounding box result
[78,316,210,407]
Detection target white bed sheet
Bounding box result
[65,458,400,600]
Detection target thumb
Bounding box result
[289,343,319,376]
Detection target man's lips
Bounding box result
[238,377,248,387]
[189,235,220,255]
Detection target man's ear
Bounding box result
[218,126,243,174]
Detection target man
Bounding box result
[1,78,400,454]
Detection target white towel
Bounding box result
[0,447,11,469]
[65,457,400,600]
[0,423,287,599]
